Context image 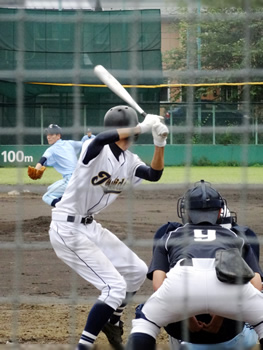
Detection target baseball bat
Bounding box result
[94,65,167,136]
[94,65,147,117]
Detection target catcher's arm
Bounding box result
[250,272,262,291]
[28,162,46,180]
[152,270,167,291]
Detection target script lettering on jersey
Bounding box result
[91,171,126,194]
[194,229,216,242]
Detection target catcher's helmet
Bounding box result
[177,179,225,224]
[217,204,237,229]
[104,105,139,128]
[45,124,62,135]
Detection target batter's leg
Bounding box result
[77,300,115,349]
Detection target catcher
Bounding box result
[28,124,83,206]
[148,200,262,350]
[126,180,263,350]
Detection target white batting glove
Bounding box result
[138,114,164,134]
[152,121,169,147]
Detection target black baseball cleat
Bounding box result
[102,320,124,350]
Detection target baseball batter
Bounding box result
[48,106,169,350]
[28,124,83,206]
[126,180,263,350]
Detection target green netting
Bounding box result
[0,8,162,144]
[0,8,162,82]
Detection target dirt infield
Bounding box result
[0,184,262,348]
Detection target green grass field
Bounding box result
[1,166,263,185]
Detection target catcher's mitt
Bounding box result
[28,166,46,180]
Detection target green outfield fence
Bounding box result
[1,144,263,167]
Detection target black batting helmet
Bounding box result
[45,124,62,135]
[177,180,225,224]
[104,105,139,128]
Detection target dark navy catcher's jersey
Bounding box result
[148,223,260,279]
[146,222,262,344]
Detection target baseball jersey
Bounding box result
[53,135,145,216]
[232,223,261,261]
[147,222,262,343]
[43,139,83,176]
[148,223,260,277]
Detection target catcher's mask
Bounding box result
[104,105,139,141]
[177,179,226,225]
[217,204,237,229]
[45,124,62,135]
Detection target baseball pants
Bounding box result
[49,216,147,310]
[42,174,71,206]
[131,259,263,341]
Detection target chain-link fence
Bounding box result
[0,1,262,349]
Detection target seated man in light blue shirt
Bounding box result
[31,124,83,206]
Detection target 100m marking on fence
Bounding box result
[1,150,33,163]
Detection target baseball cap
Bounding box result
[45,124,62,135]
[183,180,224,224]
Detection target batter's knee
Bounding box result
[133,259,148,291]
[100,276,127,310]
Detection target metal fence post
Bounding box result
[41,105,44,145]
[212,105,216,145]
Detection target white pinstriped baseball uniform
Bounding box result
[49,137,148,309]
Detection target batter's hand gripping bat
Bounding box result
[94,65,168,136]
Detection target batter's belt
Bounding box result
[52,212,94,225]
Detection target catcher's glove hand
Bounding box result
[27,166,46,180]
